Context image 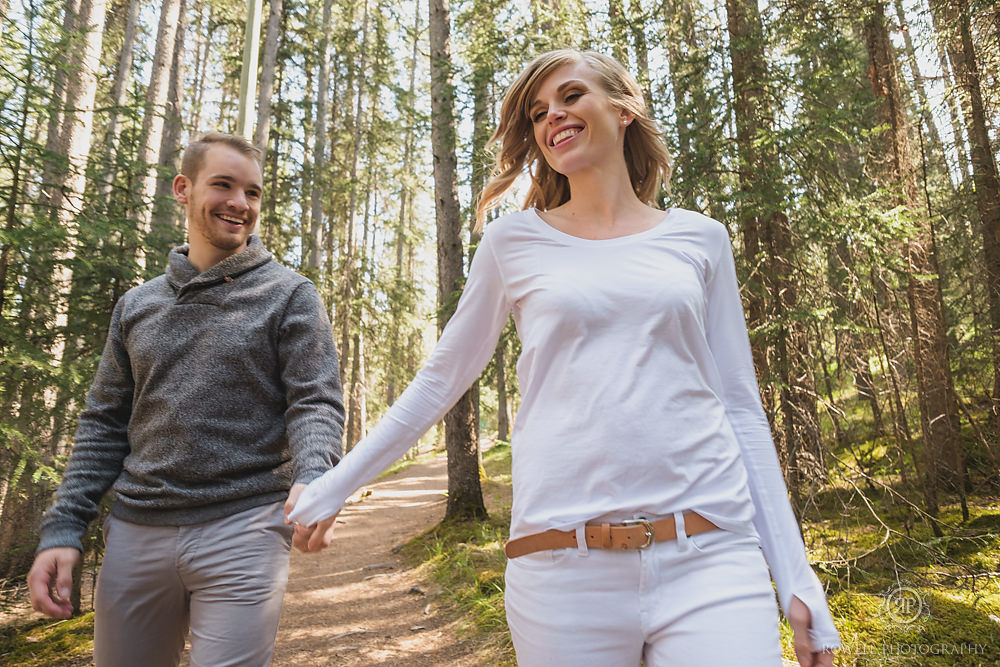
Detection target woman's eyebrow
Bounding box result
[530,80,587,109]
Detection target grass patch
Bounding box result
[0,612,94,666]
[400,441,515,664]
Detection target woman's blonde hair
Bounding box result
[475,49,672,230]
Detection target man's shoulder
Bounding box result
[117,274,169,306]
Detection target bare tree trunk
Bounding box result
[388,0,421,407]
[306,0,333,277]
[40,0,83,203]
[339,0,370,421]
[151,0,187,259]
[299,66,314,268]
[253,0,283,154]
[933,0,1000,424]
[726,0,822,512]
[628,0,652,110]
[95,0,140,201]
[495,341,510,442]
[136,0,182,269]
[430,0,486,520]
[865,0,966,527]
[190,2,211,133]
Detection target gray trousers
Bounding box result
[94,501,293,667]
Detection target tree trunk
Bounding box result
[495,341,510,442]
[607,0,628,64]
[40,0,83,203]
[306,0,334,277]
[189,2,211,133]
[933,0,1000,423]
[95,0,140,201]
[150,0,187,261]
[388,0,422,407]
[136,0,182,269]
[429,0,486,520]
[726,0,822,511]
[628,0,652,110]
[299,66,314,269]
[865,0,966,526]
[253,0,283,154]
[339,0,370,415]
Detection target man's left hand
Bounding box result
[788,596,834,667]
[285,483,338,553]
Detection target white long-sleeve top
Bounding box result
[290,207,840,649]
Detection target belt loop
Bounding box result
[674,511,690,552]
[575,525,589,557]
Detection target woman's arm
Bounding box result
[288,230,512,527]
[703,221,840,652]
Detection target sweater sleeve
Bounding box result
[703,222,841,651]
[288,231,511,526]
[36,298,134,553]
[278,281,346,485]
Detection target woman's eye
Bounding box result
[566,92,581,102]
[532,111,546,122]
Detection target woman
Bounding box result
[289,49,840,666]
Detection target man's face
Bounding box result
[173,144,263,261]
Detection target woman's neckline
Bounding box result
[529,207,677,245]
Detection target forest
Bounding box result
[1,0,999,661]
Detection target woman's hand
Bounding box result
[788,596,834,667]
[285,483,338,552]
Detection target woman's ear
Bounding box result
[619,109,634,127]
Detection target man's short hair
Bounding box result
[181,132,264,182]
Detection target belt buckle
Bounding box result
[621,519,654,549]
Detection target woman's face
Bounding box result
[528,60,632,178]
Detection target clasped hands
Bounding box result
[284,482,338,552]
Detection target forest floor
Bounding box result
[271,450,487,666]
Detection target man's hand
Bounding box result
[788,595,834,667]
[27,547,80,618]
[285,483,338,553]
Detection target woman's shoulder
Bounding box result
[482,208,537,232]
[663,207,732,247]
[480,208,546,246]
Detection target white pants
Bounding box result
[505,514,782,666]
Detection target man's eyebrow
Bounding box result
[531,80,587,109]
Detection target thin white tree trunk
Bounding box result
[253,0,283,152]
[95,0,140,201]
[136,0,182,267]
[151,0,187,248]
[306,0,333,273]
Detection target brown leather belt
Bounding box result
[504,512,718,559]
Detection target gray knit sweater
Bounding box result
[37,236,345,552]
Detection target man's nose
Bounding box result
[228,193,248,211]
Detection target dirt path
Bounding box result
[271,451,485,666]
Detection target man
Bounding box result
[27,132,344,666]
